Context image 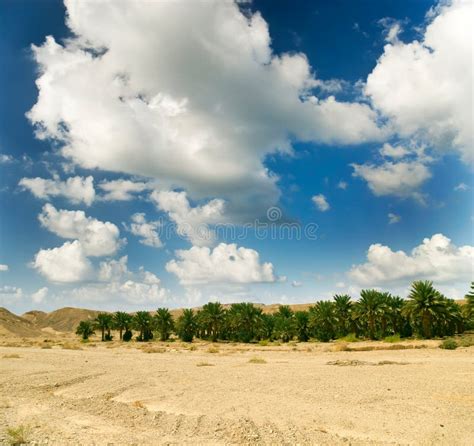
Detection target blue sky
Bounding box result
[0,0,472,313]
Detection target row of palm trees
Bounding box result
[76,281,474,343]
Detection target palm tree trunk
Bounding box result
[101,327,105,342]
[119,328,123,340]
[422,311,432,338]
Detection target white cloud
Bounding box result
[98,179,150,201]
[337,181,347,190]
[38,203,122,256]
[291,280,302,288]
[348,233,474,286]
[388,212,401,224]
[67,257,169,306]
[152,190,226,246]
[31,287,48,304]
[32,240,93,283]
[366,0,473,163]
[0,286,23,299]
[125,213,162,248]
[0,264,8,272]
[312,194,330,212]
[166,243,277,285]
[19,176,95,205]
[454,182,469,192]
[352,160,431,201]
[27,1,385,216]
[379,142,409,159]
[0,154,14,164]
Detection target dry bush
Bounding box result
[248,357,266,364]
[207,346,219,354]
[132,400,145,408]
[3,354,21,359]
[143,347,166,354]
[41,345,52,349]
[332,342,349,352]
[196,362,215,367]
[5,425,30,445]
[61,343,82,350]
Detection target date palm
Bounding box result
[133,311,153,341]
[333,294,352,337]
[76,320,95,340]
[295,311,310,342]
[176,309,197,342]
[403,281,445,338]
[356,290,383,339]
[309,301,336,342]
[200,302,225,341]
[114,311,132,340]
[464,282,474,321]
[154,308,174,341]
[274,305,295,342]
[227,303,262,343]
[94,313,113,341]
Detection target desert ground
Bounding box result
[1,337,473,445]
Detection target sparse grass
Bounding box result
[188,345,197,351]
[196,361,215,367]
[332,342,349,352]
[132,400,145,409]
[339,333,358,342]
[5,425,30,445]
[142,347,166,353]
[384,334,401,343]
[458,334,474,348]
[207,346,219,354]
[439,338,458,350]
[248,356,266,364]
[41,345,52,349]
[3,354,21,359]
[61,343,82,350]
[258,340,269,346]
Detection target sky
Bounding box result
[0,0,472,313]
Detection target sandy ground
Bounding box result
[0,341,473,445]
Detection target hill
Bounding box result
[22,307,101,333]
[0,307,44,338]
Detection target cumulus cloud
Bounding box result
[291,280,302,287]
[454,183,469,192]
[0,264,8,272]
[152,190,226,246]
[166,243,277,285]
[352,160,431,201]
[366,0,473,162]
[31,287,48,304]
[337,181,347,190]
[312,194,330,212]
[0,286,23,300]
[98,179,150,201]
[27,0,385,216]
[0,154,14,164]
[348,233,474,286]
[379,142,409,159]
[68,257,169,307]
[38,204,122,256]
[19,176,95,205]
[388,212,401,224]
[125,213,162,248]
[32,240,93,283]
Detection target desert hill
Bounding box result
[22,307,101,333]
[0,307,44,337]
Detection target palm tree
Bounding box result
[309,301,337,342]
[94,313,113,341]
[227,303,262,343]
[295,311,310,342]
[154,308,174,341]
[76,320,95,340]
[176,309,197,342]
[356,290,383,339]
[200,302,225,341]
[464,282,474,322]
[333,294,352,337]
[259,313,275,340]
[274,305,295,342]
[403,281,445,338]
[113,311,133,341]
[133,311,153,341]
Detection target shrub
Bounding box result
[207,346,219,353]
[384,334,401,343]
[258,339,269,346]
[339,333,358,342]
[6,425,30,445]
[248,357,266,364]
[440,338,458,350]
[104,333,113,341]
[196,362,214,367]
[122,330,132,342]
